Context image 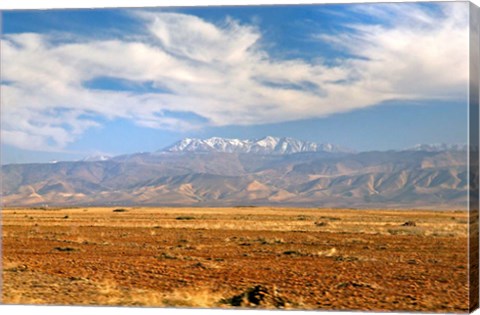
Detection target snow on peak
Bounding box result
[409,143,468,152]
[163,136,348,154]
[82,154,112,162]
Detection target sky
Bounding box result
[0,2,470,164]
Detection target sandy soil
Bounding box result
[1,207,470,312]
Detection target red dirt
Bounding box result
[1,207,470,312]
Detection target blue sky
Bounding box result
[1,2,470,164]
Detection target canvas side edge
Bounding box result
[469,1,480,313]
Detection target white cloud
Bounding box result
[1,2,469,151]
[320,3,469,99]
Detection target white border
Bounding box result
[0,305,437,315]
[1,1,479,315]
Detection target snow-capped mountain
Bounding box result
[3,144,467,209]
[3,138,468,208]
[81,154,112,162]
[163,136,349,154]
[408,144,468,152]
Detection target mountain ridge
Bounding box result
[1,144,469,209]
[162,136,352,155]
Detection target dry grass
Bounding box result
[2,207,468,236]
[93,280,226,307]
[1,206,470,312]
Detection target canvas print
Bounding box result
[1,1,479,312]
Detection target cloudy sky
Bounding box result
[1,2,469,163]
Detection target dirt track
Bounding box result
[1,207,470,311]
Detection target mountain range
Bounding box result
[163,136,350,154]
[1,136,470,209]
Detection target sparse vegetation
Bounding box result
[387,228,424,236]
[175,216,195,220]
[54,247,76,252]
[1,207,470,312]
[320,216,341,221]
[156,252,177,260]
[296,215,309,221]
[334,255,359,262]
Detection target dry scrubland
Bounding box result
[1,207,470,311]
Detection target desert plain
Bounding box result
[1,207,471,312]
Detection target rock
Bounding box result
[221,285,288,308]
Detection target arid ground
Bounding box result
[1,207,470,312]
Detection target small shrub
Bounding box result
[320,216,341,221]
[258,237,285,245]
[387,229,402,235]
[175,216,195,220]
[113,208,128,213]
[401,221,416,227]
[334,255,359,262]
[54,247,76,252]
[273,238,285,244]
[388,228,423,236]
[192,262,206,269]
[336,281,375,289]
[156,252,177,260]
